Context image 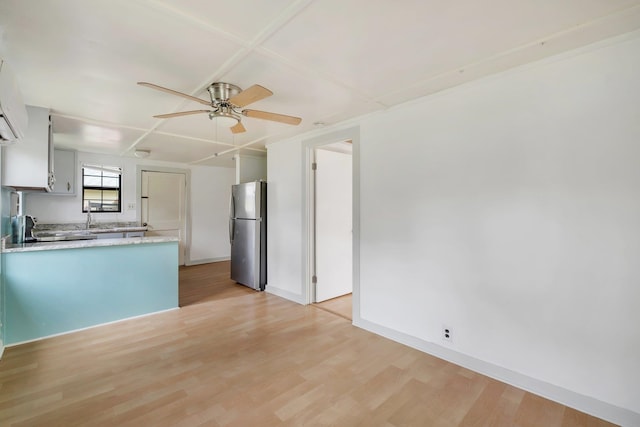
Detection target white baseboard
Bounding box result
[6,308,180,348]
[265,285,305,304]
[185,256,230,266]
[353,317,639,427]
[0,339,4,360]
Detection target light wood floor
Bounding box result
[314,293,353,320]
[0,261,617,426]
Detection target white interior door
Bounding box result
[141,171,186,265]
[315,148,352,302]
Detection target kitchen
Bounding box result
[1,1,640,426]
[0,44,271,346]
[0,102,253,344]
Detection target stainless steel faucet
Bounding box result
[86,211,92,229]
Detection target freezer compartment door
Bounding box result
[231,182,262,220]
[230,218,263,290]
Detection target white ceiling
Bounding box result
[1,0,639,167]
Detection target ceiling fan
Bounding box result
[137,81,302,134]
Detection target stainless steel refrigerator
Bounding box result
[229,181,267,291]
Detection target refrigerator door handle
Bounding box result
[229,193,236,219]
[229,193,236,243]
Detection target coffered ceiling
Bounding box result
[1,0,639,167]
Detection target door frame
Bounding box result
[136,165,191,264]
[301,126,360,322]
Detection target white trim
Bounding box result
[353,318,640,427]
[0,340,4,359]
[303,144,314,304]
[6,308,179,348]
[185,256,230,266]
[351,129,361,325]
[301,127,360,309]
[265,285,305,305]
[136,165,191,265]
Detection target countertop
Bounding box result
[3,236,178,253]
[31,226,147,240]
[32,222,147,234]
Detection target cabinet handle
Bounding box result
[67,182,71,192]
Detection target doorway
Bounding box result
[311,141,353,319]
[140,170,187,265]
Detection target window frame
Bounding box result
[82,165,122,213]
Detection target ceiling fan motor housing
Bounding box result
[207,82,242,103]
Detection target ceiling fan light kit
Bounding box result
[210,112,239,127]
[209,103,240,127]
[209,111,240,127]
[138,81,302,134]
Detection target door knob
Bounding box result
[142,222,148,226]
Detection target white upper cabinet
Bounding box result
[2,105,54,192]
[51,149,76,195]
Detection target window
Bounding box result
[82,165,122,212]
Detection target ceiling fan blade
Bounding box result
[229,84,273,107]
[242,109,302,126]
[138,82,211,106]
[230,122,246,134]
[153,110,210,119]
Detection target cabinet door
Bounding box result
[51,149,76,195]
[2,106,52,191]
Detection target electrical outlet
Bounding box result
[443,325,452,342]
[127,202,136,211]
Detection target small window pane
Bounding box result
[84,189,102,198]
[102,189,119,201]
[84,176,102,186]
[102,177,119,188]
[84,167,103,176]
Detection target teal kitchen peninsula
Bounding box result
[2,236,179,345]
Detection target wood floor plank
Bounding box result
[314,293,352,320]
[459,379,509,427]
[514,392,567,427]
[561,407,619,427]
[0,261,620,426]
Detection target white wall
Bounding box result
[189,165,235,263]
[235,154,267,184]
[267,32,640,424]
[24,151,235,264]
[26,151,142,224]
[266,139,304,302]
